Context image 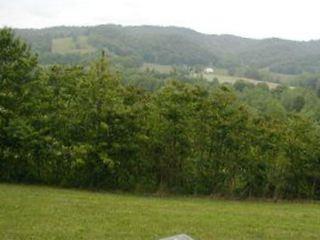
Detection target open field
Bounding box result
[140,63,282,89]
[52,37,75,53]
[141,63,174,74]
[52,36,95,54]
[202,73,280,89]
[1,184,320,240]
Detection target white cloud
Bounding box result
[0,0,320,40]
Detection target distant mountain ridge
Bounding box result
[14,24,320,74]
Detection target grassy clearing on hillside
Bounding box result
[1,184,320,240]
[52,37,75,53]
[52,36,95,54]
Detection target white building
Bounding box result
[204,67,214,74]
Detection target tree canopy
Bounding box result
[1,28,320,199]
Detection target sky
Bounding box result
[1,0,320,41]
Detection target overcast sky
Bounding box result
[1,0,320,40]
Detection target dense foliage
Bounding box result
[15,25,320,74]
[1,29,320,199]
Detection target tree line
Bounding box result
[1,29,320,199]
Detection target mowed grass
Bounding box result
[1,184,320,240]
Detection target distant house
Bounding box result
[204,67,214,74]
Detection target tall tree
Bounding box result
[0,28,39,181]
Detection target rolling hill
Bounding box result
[14,24,320,74]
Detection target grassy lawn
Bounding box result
[1,184,320,240]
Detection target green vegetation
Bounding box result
[52,36,95,54]
[52,37,76,53]
[1,28,320,199]
[141,63,174,74]
[202,73,280,89]
[1,184,320,240]
[15,25,320,75]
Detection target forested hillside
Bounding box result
[1,28,320,199]
[15,24,320,74]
